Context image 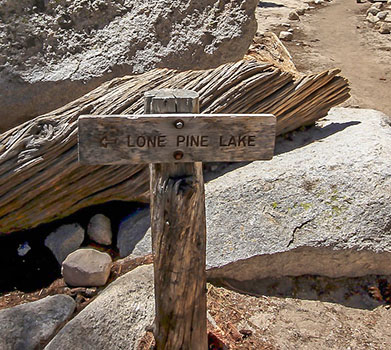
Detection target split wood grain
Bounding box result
[148,90,207,349]
[78,113,275,164]
[0,54,349,233]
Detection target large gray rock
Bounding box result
[45,265,154,350]
[62,248,112,287]
[45,223,85,264]
[0,295,75,350]
[117,208,151,258]
[127,108,391,280]
[206,108,391,281]
[0,0,258,132]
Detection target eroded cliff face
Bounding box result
[0,0,258,131]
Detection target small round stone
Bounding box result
[87,214,112,245]
[62,249,112,287]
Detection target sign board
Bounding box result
[78,114,276,164]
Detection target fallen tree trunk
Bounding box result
[0,56,349,234]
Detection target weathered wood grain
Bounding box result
[78,113,275,164]
[0,46,350,233]
[148,90,207,349]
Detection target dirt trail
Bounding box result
[281,0,391,116]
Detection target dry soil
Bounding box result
[257,0,391,116]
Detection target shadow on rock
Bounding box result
[258,2,285,8]
[275,120,361,156]
[210,274,388,311]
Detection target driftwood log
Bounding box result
[0,50,349,233]
[246,32,299,75]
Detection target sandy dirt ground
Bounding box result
[139,281,391,350]
[256,0,391,116]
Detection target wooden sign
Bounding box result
[78,114,275,164]
[78,89,276,349]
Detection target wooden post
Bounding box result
[78,89,276,348]
[145,90,207,349]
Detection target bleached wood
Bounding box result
[148,90,207,349]
[78,113,275,164]
[0,54,350,233]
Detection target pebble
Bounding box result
[377,11,389,20]
[288,11,300,20]
[87,214,112,245]
[297,8,306,15]
[17,241,31,256]
[379,22,391,33]
[367,13,380,23]
[367,7,381,16]
[373,3,384,10]
[279,31,293,41]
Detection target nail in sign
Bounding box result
[78,114,276,164]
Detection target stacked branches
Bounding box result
[0,59,349,233]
